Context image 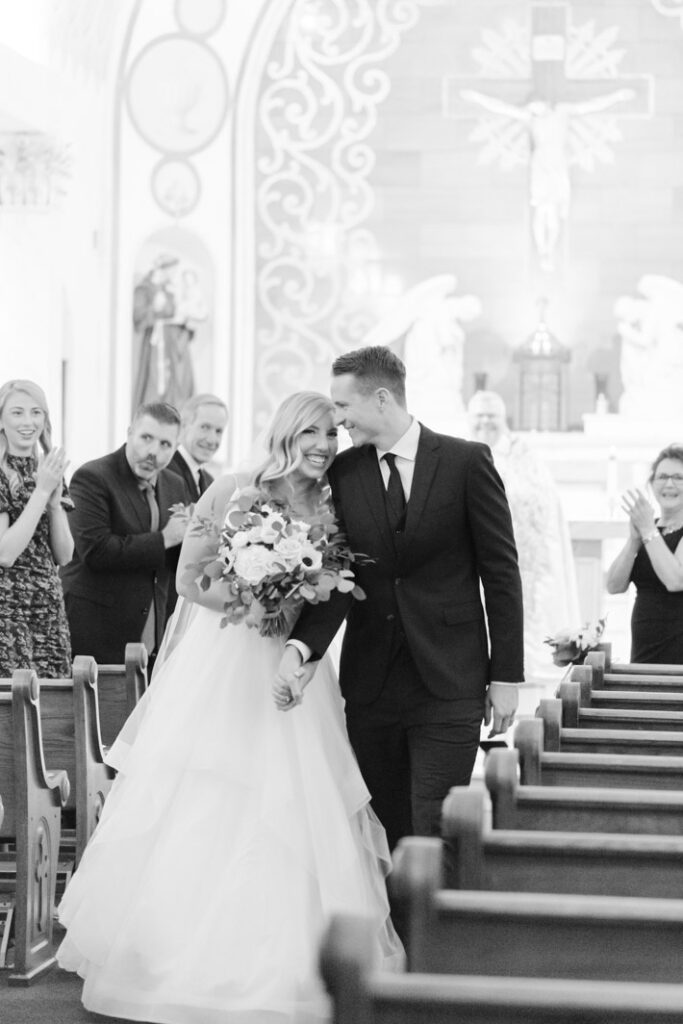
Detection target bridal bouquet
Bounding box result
[544,616,607,667]
[184,486,368,638]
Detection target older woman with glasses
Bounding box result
[607,443,683,663]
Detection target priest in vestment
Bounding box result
[468,391,580,698]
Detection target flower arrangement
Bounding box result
[182,486,369,638]
[544,617,607,667]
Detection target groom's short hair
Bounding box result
[332,346,407,405]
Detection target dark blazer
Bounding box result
[167,449,213,504]
[292,426,524,704]
[60,445,188,664]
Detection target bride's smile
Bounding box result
[291,411,338,484]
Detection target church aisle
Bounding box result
[0,926,145,1024]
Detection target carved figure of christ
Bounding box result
[460,87,635,269]
[444,3,651,271]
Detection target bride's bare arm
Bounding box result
[176,473,241,612]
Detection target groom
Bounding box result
[277,346,524,849]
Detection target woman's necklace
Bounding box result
[659,520,683,535]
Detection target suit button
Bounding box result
[394,578,401,586]
[386,614,395,622]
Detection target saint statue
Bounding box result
[615,275,683,419]
[364,274,481,436]
[132,254,208,412]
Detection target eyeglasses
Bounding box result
[653,474,683,484]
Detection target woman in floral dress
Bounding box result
[0,379,73,677]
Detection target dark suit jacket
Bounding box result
[292,426,524,704]
[167,449,213,504]
[60,446,188,664]
[164,450,213,617]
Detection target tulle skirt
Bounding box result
[57,604,402,1023]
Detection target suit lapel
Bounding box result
[156,472,175,527]
[198,467,213,495]
[404,426,440,543]
[115,447,149,531]
[173,451,200,502]
[356,446,394,552]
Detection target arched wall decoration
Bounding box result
[650,0,683,27]
[248,0,420,431]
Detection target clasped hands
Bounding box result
[273,645,316,711]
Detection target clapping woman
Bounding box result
[606,443,683,663]
[0,379,73,676]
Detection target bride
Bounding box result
[57,391,402,1023]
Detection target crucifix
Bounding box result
[445,2,652,272]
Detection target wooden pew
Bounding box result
[565,665,683,714]
[514,716,683,790]
[558,676,683,732]
[319,914,683,1024]
[599,645,683,677]
[390,835,683,983]
[579,653,683,695]
[585,652,683,692]
[440,783,683,897]
[96,642,148,747]
[0,670,69,984]
[0,656,115,869]
[485,746,683,835]
[537,697,683,757]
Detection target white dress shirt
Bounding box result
[375,417,420,500]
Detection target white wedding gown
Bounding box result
[57,601,403,1023]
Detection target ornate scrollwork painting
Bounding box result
[252,0,420,426]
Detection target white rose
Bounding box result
[233,545,278,586]
[274,535,306,568]
[230,531,250,549]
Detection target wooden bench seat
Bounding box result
[484,747,683,835]
[598,645,683,677]
[557,678,683,731]
[515,716,683,790]
[566,670,683,714]
[95,642,148,748]
[440,784,683,897]
[391,836,683,983]
[537,697,683,757]
[0,656,114,869]
[0,670,69,984]
[320,915,683,1024]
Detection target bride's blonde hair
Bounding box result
[0,380,53,492]
[252,391,335,490]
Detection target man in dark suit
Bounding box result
[276,346,524,850]
[167,393,229,503]
[61,402,189,666]
[164,393,229,617]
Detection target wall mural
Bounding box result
[252,0,420,429]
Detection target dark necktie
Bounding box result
[140,481,160,531]
[198,467,212,495]
[382,453,406,531]
[139,481,160,653]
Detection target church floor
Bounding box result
[0,926,135,1024]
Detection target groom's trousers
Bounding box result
[344,633,484,853]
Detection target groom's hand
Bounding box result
[484,681,519,736]
[273,646,317,711]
